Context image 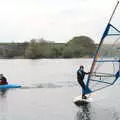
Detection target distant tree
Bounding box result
[0,43,27,58]
[25,40,64,58]
[0,35,96,59]
[63,36,96,58]
[24,40,40,59]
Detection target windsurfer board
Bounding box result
[73,96,92,106]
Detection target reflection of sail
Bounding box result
[75,104,93,120]
[86,1,120,93]
[75,104,120,120]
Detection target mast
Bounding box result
[87,1,119,86]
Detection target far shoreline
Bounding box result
[0,57,93,60]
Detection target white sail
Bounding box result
[86,1,120,93]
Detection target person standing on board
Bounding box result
[77,65,90,99]
[0,74,8,85]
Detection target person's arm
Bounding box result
[0,80,2,84]
[84,71,90,74]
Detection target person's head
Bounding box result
[0,74,3,79]
[80,65,84,70]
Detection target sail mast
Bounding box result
[109,1,119,23]
[87,1,119,86]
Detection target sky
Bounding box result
[0,0,118,43]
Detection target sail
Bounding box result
[86,1,120,93]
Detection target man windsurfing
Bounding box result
[77,65,90,99]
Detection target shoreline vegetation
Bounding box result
[0,36,96,59]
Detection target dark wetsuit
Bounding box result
[115,71,120,79]
[113,71,120,84]
[77,69,88,94]
[0,77,8,85]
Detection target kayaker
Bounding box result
[0,74,8,85]
[77,65,90,99]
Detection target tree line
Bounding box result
[0,36,96,59]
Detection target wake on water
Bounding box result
[20,81,78,89]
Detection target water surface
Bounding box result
[0,59,119,120]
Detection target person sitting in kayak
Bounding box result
[0,74,8,85]
[77,65,90,99]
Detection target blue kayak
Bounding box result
[0,84,21,89]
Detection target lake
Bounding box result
[0,59,120,120]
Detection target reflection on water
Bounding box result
[75,104,94,120]
[0,89,8,120]
[75,103,120,120]
[0,89,8,97]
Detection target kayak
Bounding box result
[0,84,21,89]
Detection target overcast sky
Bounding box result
[0,0,118,43]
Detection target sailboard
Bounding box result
[86,1,120,93]
[73,95,93,106]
